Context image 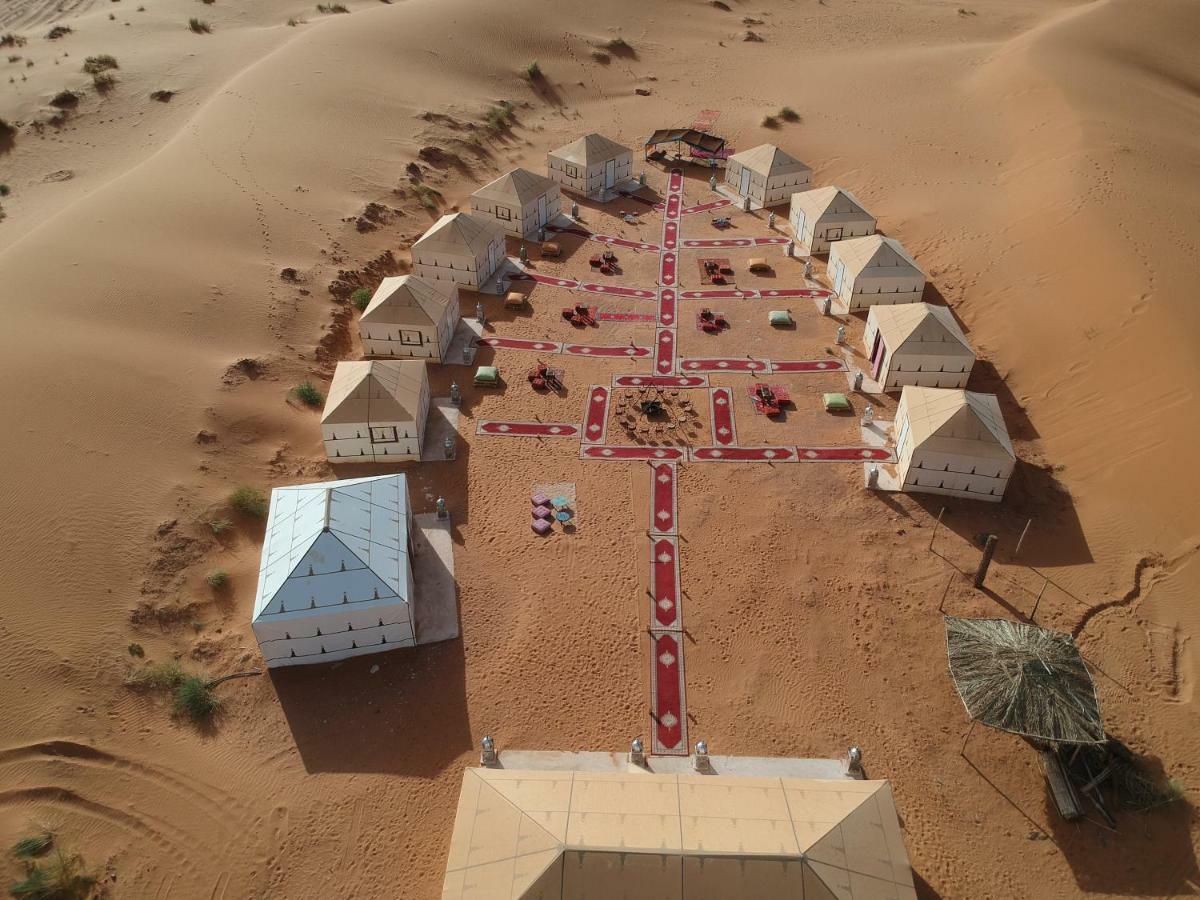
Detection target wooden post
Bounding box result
[929,507,945,551]
[1014,518,1033,558]
[974,534,999,589]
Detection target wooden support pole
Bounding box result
[1014,518,1033,558]
[929,506,945,551]
[974,534,999,589]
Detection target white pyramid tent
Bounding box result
[894,387,1015,502]
[546,133,633,199]
[725,143,812,208]
[828,235,925,309]
[442,768,916,899]
[788,186,877,253]
[864,303,975,389]
[251,474,416,667]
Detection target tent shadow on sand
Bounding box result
[271,636,471,776]
[1046,762,1197,895]
[270,397,475,776]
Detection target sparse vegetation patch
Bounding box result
[230,486,268,518]
[294,381,323,407]
[81,53,118,74]
[351,287,372,311]
[188,17,212,33]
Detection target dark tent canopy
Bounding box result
[643,128,727,156]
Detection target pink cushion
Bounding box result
[532,505,553,519]
[531,518,553,535]
[531,493,550,506]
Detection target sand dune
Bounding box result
[1,0,1198,896]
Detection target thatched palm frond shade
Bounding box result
[945,616,1105,745]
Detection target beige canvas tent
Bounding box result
[828,235,925,310]
[443,767,916,899]
[547,133,633,200]
[411,212,507,291]
[321,360,430,463]
[864,303,975,389]
[251,474,415,667]
[724,144,812,209]
[789,186,876,254]
[360,275,458,362]
[894,386,1015,502]
[471,168,562,237]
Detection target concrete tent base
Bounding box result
[445,318,484,366]
[420,398,461,463]
[489,749,852,779]
[412,513,459,644]
[862,419,903,491]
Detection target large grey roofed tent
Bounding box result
[945,616,1104,745]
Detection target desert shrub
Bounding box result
[7,54,20,62]
[92,71,116,91]
[350,287,372,311]
[604,36,630,51]
[188,17,211,32]
[779,106,800,122]
[524,59,541,79]
[9,849,96,900]
[11,833,53,859]
[208,517,231,534]
[0,33,27,48]
[316,3,349,11]
[205,570,228,589]
[0,184,8,196]
[49,89,80,108]
[127,642,144,657]
[413,183,441,211]
[286,17,305,25]
[81,53,118,73]
[125,660,185,691]
[173,675,220,719]
[150,89,174,102]
[46,26,73,40]
[230,486,267,517]
[294,381,323,407]
[200,0,216,4]
[484,101,514,132]
[761,114,779,128]
[0,118,13,136]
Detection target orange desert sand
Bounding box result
[1,0,1199,897]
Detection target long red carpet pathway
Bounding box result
[477,337,651,357]
[648,462,687,755]
[475,421,581,437]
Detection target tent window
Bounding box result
[496,206,512,221]
[370,426,399,444]
[564,164,579,179]
[400,330,423,345]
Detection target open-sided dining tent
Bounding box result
[359,274,458,362]
[470,168,562,237]
[442,767,916,899]
[251,474,415,667]
[894,386,1015,502]
[321,359,430,463]
[788,186,876,254]
[411,212,507,291]
[827,235,925,310]
[546,133,633,200]
[643,128,729,161]
[724,143,812,209]
[864,303,975,389]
